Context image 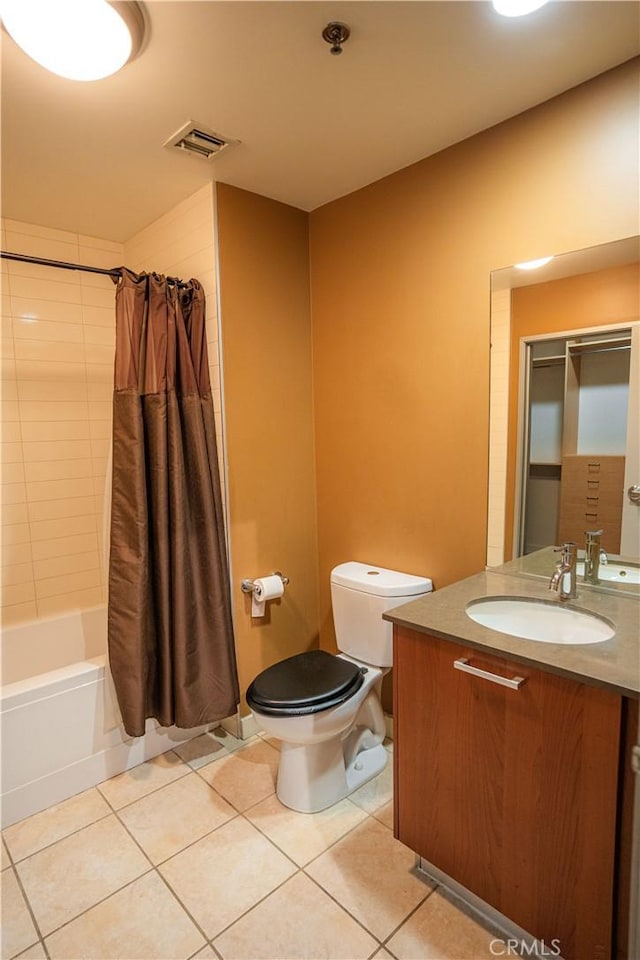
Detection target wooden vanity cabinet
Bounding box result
[393,626,624,960]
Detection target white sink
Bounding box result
[465,597,614,645]
[576,561,640,585]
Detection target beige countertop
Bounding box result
[384,568,640,698]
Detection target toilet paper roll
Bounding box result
[251,575,285,618]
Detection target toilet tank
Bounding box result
[330,562,433,667]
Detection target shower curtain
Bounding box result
[108,269,239,738]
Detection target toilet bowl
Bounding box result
[246,562,432,813]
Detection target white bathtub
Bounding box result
[1,607,214,828]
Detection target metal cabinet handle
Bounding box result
[453,657,526,690]
[628,484,640,504]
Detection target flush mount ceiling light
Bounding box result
[515,256,554,270]
[0,0,145,81]
[492,0,549,16]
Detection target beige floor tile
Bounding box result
[372,949,395,959]
[258,732,282,752]
[159,816,296,939]
[172,732,229,769]
[190,948,216,959]
[213,872,378,960]
[350,756,393,814]
[306,817,432,941]
[118,772,237,864]
[16,815,150,936]
[3,788,110,862]
[97,750,189,809]
[372,799,394,830]
[44,871,205,960]
[1,868,39,959]
[1,838,11,869]
[245,793,367,866]
[198,739,279,812]
[208,727,251,753]
[386,889,499,960]
[13,943,46,959]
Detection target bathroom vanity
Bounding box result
[384,565,639,960]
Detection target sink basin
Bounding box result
[465,597,614,645]
[576,561,640,584]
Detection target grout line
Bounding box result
[301,867,384,950]
[11,862,48,949]
[378,882,438,954]
[3,807,113,866]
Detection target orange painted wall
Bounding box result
[309,60,639,652]
[504,262,640,557]
[216,184,319,706]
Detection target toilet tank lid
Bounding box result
[331,562,433,597]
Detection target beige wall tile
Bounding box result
[31,533,98,561]
[77,234,123,254]
[9,277,82,305]
[89,420,112,440]
[14,338,85,364]
[15,358,86,382]
[27,477,94,502]
[1,502,29,525]
[4,232,79,264]
[27,495,95,521]
[19,400,89,424]
[88,401,112,420]
[2,442,24,465]
[2,561,34,586]
[84,342,115,365]
[29,514,96,541]
[1,378,18,401]
[35,565,100,599]
[21,421,91,442]
[10,296,83,323]
[2,482,27,505]
[2,522,30,544]
[37,587,104,618]
[86,362,113,384]
[88,381,112,401]
[1,399,20,421]
[17,381,88,402]
[3,220,78,245]
[2,422,22,442]
[2,542,32,566]
[34,550,99,581]
[81,304,115,326]
[1,335,15,359]
[1,460,25,483]
[2,581,36,605]
[6,259,77,285]
[13,319,84,344]
[1,601,37,626]
[24,459,93,483]
[22,439,92,462]
[81,285,117,309]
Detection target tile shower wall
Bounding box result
[1,184,223,629]
[1,221,123,627]
[123,183,224,506]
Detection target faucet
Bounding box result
[584,529,605,584]
[549,541,578,600]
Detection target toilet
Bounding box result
[246,561,432,813]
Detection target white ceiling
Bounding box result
[1,1,638,242]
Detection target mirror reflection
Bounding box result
[488,237,640,596]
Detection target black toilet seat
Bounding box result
[246,650,366,717]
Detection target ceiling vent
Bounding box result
[164,121,237,160]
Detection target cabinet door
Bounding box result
[393,627,622,960]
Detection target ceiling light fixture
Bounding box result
[492,0,549,16]
[0,0,145,81]
[515,256,554,270]
[322,22,350,56]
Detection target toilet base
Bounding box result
[276,738,388,814]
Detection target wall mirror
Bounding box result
[487,236,640,597]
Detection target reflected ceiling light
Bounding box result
[0,0,145,81]
[515,256,554,270]
[492,0,549,16]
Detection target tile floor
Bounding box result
[2,730,500,960]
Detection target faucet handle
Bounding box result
[585,529,603,541]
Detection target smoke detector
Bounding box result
[164,121,237,160]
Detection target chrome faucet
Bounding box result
[549,541,578,600]
[584,529,604,584]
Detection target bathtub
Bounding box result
[1,607,215,828]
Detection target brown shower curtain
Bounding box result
[108,269,239,738]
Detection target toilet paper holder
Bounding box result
[241,571,290,594]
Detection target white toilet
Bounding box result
[246,561,432,813]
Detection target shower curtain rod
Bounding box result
[0,250,190,287]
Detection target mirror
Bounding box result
[487,236,640,596]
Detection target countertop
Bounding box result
[383,567,640,698]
